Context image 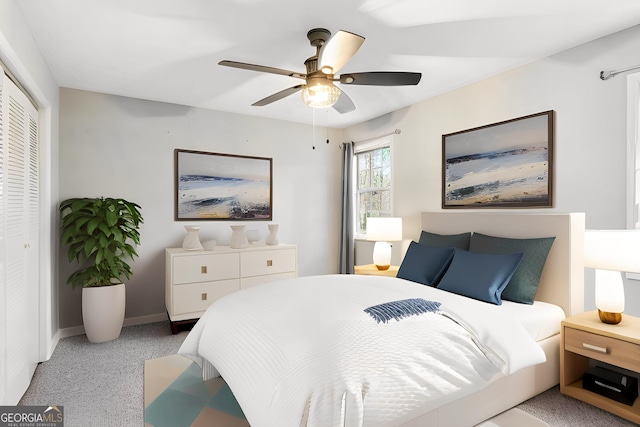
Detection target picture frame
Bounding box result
[442,110,554,209]
[175,149,272,220]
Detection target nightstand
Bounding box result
[354,264,399,277]
[560,310,640,423]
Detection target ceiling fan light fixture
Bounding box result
[220,27,422,114]
[320,65,334,74]
[301,82,342,108]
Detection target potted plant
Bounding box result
[60,197,143,343]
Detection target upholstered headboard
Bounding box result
[421,212,585,316]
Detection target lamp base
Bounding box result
[375,264,390,271]
[598,309,622,325]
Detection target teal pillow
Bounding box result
[419,231,471,250]
[397,242,455,286]
[469,233,555,304]
[437,249,523,305]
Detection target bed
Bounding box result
[179,212,585,426]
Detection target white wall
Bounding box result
[346,25,640,316]
[0,0,60,359]
[58,89,344,328]
[56,23,640,327]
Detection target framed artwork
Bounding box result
[175,149,272,220]
[442,110,554,209]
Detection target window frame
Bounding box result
[626,72,640,280]
[353,135,394,239]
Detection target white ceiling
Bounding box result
[15,0,640,128]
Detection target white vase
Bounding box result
[266,223,279,245]
[247,229,261,245]
[182,226,203,251]
[82,283,126,343]
[230,225,250,249]
[202,239,217,251]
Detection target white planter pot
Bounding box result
[82,283,126,343]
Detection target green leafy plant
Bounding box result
[60,197,143,289]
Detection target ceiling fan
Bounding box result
[219,28,422,114]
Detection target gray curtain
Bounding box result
[339,141,355,274]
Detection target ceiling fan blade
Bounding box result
[219,60,306,79]
[252,85,305,107]
[318,30,365,75]
[340,72,422,86]
[333,90,355,114]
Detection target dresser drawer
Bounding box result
[240,248,296,277]
[173,253,239,284]
[172,279,239,315]
[564,326,640,372]
[240,271,297,289]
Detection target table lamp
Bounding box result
[366,217,402,270]
[584,230,640,324]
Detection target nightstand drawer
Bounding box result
[565,327,640,372]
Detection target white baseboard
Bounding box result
[59,325,85,339]
[58,312,168,339]
[123,312,168,327]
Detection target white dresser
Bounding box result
[165,244,297,333]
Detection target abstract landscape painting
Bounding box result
[175,150,272,220]
[442,111,553,208]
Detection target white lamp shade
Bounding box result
[595,269,625,313]
[584,230,640,273]
[366,217,403,242]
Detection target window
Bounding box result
[626,72,640,281]
[354,136,393,235]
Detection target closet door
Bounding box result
[0,72,39,405]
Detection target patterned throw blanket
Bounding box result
[364,298,441,323]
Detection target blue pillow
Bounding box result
[419,231,471,250]
[397,242,455,286]
[469,233,555,304]
[437,249,524,305]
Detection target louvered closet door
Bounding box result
[0,73,39,405]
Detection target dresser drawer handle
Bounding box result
[582,343,608,354]
[201,266,207,274]
[267,260,273,267]
[201,293,207,301]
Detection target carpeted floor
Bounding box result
[19,321,639,427]
[519,385,638,427]
[19,321,187,427]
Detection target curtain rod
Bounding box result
[600,64,640,80]
[354,129,401,145]
[339,129,401,150]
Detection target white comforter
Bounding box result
[179,274,546,427]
